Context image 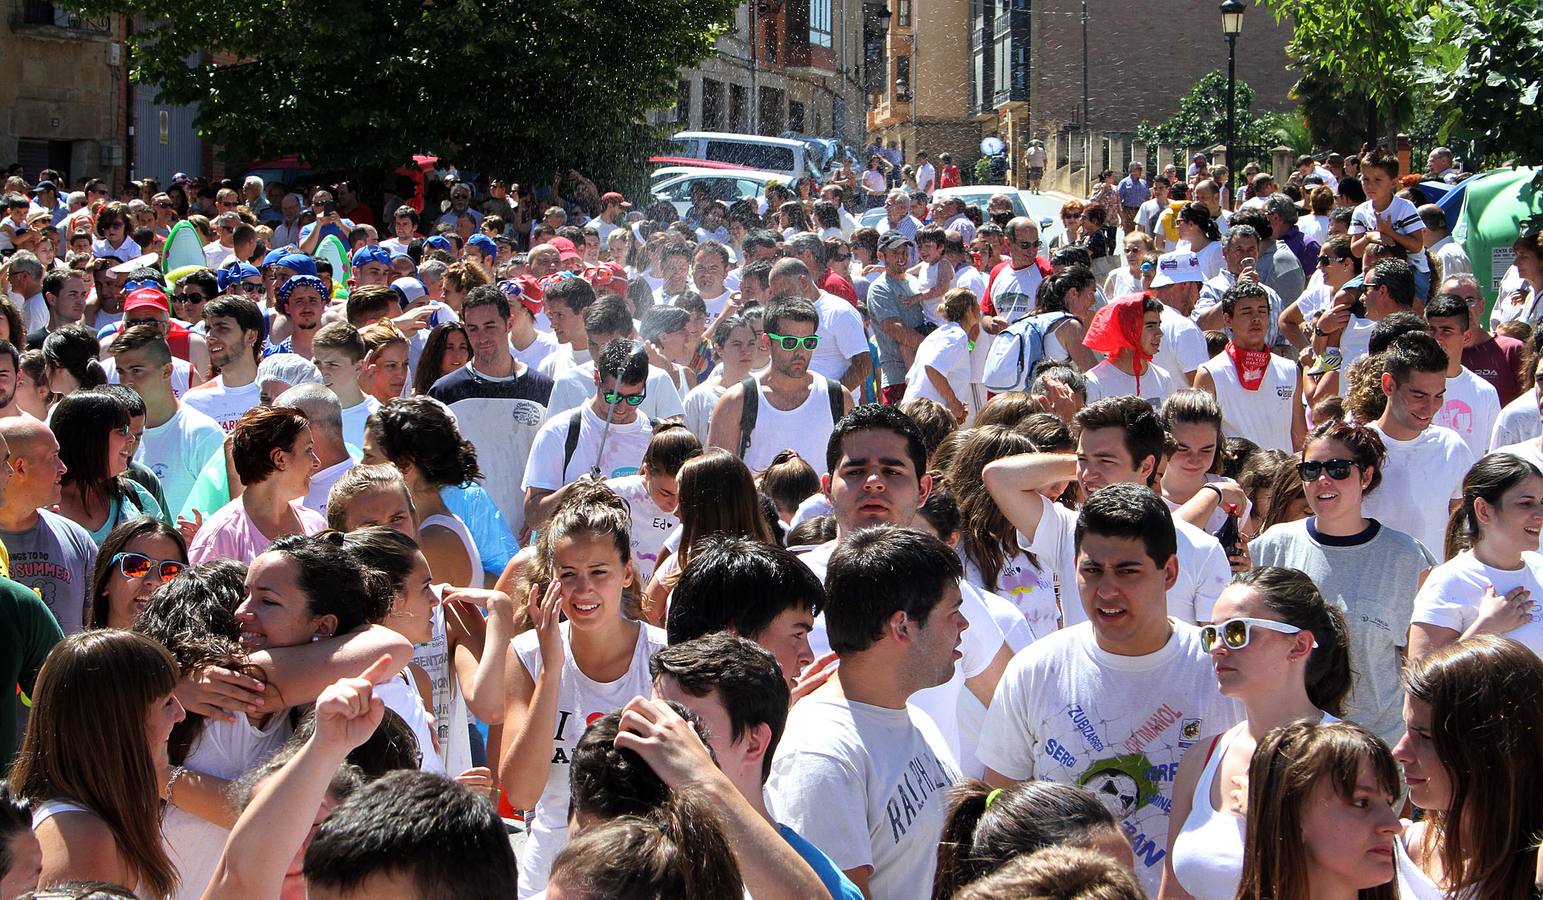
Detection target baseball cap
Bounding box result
[124,287,170,314]
[549,236,581,263]
[275,253,318,277]
[31,180,58,195]
[390,277,427,307]
[350,245,392,268]
[498,276,544,316]
[601,192,631,209]
[1149,251,1204,287]
[465,234,497,259]
[423,235,454,254]
[877,231,915,252]
[262,247,292,269]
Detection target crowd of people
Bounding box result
[0,142,1536,899]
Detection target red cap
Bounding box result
[123,287,170,314]
[515,275,544,315]
[548,236,582,263]
[601,191,631,208]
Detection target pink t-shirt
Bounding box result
[188,497,327,565]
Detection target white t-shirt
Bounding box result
[767,691,960,900]
[808,292,870,383]
[960,545,1061,638]
[1198,351,1298,452]
[682,379,727,442]
[339,395,380,449]
[1435,367,1500,459]
[511,331,560,371]
[1083,359,1179,409]
[1351,196,1428,273]
[523,405,654,491]
[902,321,973,417]
[543,361,686,423]
[1493,439,1543,474]
[304,454,358,516]
[513,622,667,898]
[182,376,262,433]
[1363,423,1474,556]
[976,622,1242,896]
[1153,306,1209,380]
[1412,550,1543,659]
[605,474,677,585]
[693,289,733,328]
[1019,494,1231,625]
[102,355,197,400]
[916,162,937,195]
[136,404,226,519]
[1491,389,1542,450]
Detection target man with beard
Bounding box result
[0,343,25,419]
[183,296,265,432]
[269,275,326,359]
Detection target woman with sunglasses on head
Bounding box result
[51,391,164,545]
[1250,421,1433,747]
[1158,566,1353,900]
[1280,235,1358,348]
[1408,452,1543,662]
[88,516,188,630]
[1393,635,1543,899]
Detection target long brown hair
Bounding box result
[1402,636,1543,900]
[547,789,743,898]
[673,450,775,572]
[947,425,1036,591]
[11,630,182,898]
[88,516,188,629]
[1236,720,1401,900]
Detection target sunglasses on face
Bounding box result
[1062,215,1077,221]
[602,389,646,407]
[1200,617,1306,653]
[1017,240,1042,250]
[113,551,186,583]
[175,292,208,303]
[1317,255,1350,266]
[765,331,821,351]
[235,282,263,294]
[1296,458,1359,482]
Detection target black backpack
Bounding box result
[737,376,845,460]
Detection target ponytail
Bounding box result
[1230,566,1353,716]
[1445,452,1543,563]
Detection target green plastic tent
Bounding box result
[1452,166,1543,315]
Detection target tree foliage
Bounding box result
[1134,71,1272,159]
[1415,0,1543,166]
[69,0,738,185]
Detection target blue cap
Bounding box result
[423,235,454,253]
[275,253,318,277]
[215,262,261,292]
[262,247,290,268]
[465,234,497,259]
[350,244,392,268]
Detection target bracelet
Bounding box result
[165,765,187,799]
[1201,483,1225,502]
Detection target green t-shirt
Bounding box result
[0,576,63,768]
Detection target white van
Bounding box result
[668,132,816,182]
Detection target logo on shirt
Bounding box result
[510,401,544,427]
[1079,754,1160,819]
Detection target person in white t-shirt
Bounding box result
[1363,331,1476,555]
[1408,452,1543,661]
[523,339,656,530]
[183,295,265,433]
[1149,250,1211,382]
[976,482,1242,897]
[767,526,965,899]
[310,321,380,450]
[1195,280,1306,452]
[1082,293,1179,408]
[604,423,699,585]
[915,151,938,196]
[690,240,736,328]
[504,279,559,371]
[1350,154,1428,298]
[983,395,1233,625]
[903,289,980,424]
[110,324,226,519]
[682,314,756,442]
[1425,293,1500,459]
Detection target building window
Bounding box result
[764,24,778,63]
[897,0,911,26]
[789,101,806,132]
[702,79,725,131]
[729,84,748,132]
[895,57,912,101]
[809,0,832,47]
[676,80,692,125]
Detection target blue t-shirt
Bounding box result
[779,823,865,900]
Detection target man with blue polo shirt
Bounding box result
[298,189,354,254]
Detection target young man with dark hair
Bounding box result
[977,482,1239,897]
[982,396,1231,625]
[543,295,686,422]
[32,268,87,345]
[1195,280,1306,452]
[522,338,653,529]
[537,275,598,379]
[184,295,265,432]
[652,632,863,899]
[1424,292,1500,458]
[665,533,826,691]
[1363,330,1474,554]
[708,295,854,476]
[427,284,553,537]
[767,526,966,899]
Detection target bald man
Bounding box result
[0,419,94,633]
[274,383,358,514]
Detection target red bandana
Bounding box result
[1225,341,1272,391]
[1083,294,1153,392]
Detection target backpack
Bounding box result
[981,311,1075,393]
[737,375,845,460]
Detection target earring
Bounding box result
[310,634,321,643]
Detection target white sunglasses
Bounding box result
[1200,617,1311,652]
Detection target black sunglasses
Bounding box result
[1296,458,1359,482]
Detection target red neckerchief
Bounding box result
[1225,341,1272,391]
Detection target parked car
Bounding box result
[652,169,787,217]
[668,132,817,182]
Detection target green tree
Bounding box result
[70,0,737,187]
[1134,71,1272,162]
[1415,0,1543,166]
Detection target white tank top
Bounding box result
[420,513,484,589]
[32,800,150,899]
[742,373,840,476]
[512,620,668,899]
[1170,721,1248,900]
[165,714,294,900]
[1395,832,1448,900]
[412,603,473,777]
[377,670,446,774]
[1201,353,1297,452]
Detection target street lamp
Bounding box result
[1220,0,1245,210]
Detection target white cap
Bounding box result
[1150,251,1204,288]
